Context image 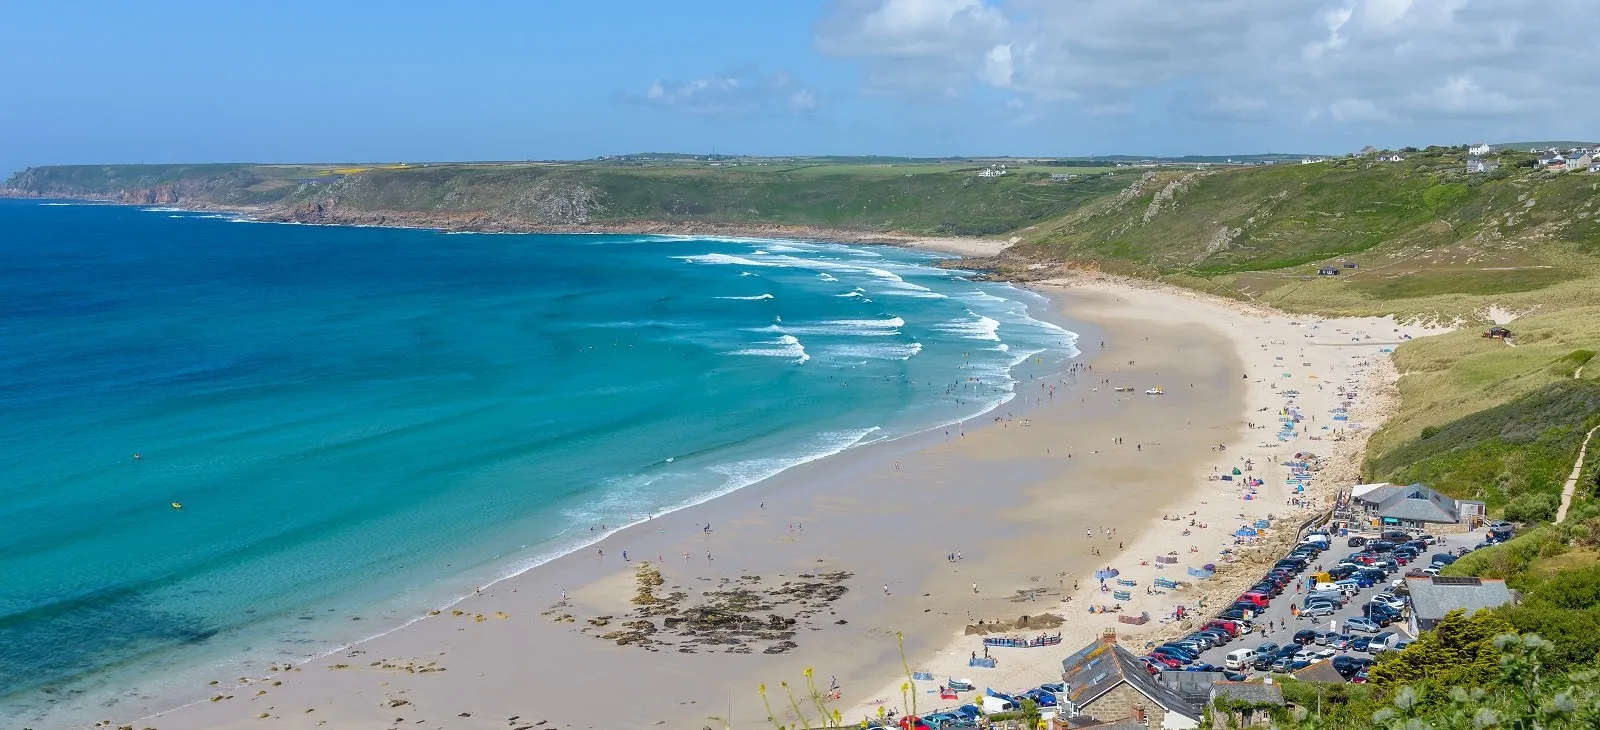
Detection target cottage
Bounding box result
[1468,143,1493,156]
[1382,154,1405,162]
[1406,576,1518,631]
[1565,152,1594,172]
[1540,154,1566,170]
[1056,634,1203,729]
[1466,157,1500,174]
[1207,681,1285,728]
[1317,267,1340,276]
[1350,483,1477,530]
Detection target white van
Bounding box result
[1225,648,1256,670]
[980,695,1017,714]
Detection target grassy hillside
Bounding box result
[5,161,1136,237]
[1009,148,1600,320]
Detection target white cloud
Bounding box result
[814,0,1600,129]
[1329,98,1392,123]
[626,69,819,117]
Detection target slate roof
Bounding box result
[1060,639,1202,721]
[1356,483,1459,524]
[1210,681,1286,706]
[1407,576,1516,622]
[1290,659,1347,684]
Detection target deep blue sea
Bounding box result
[0,199,1075,723]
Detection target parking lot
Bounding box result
[1169,529,1485,680]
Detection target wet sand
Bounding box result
[113,274,1436,730]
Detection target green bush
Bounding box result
[1505,493,1559,523]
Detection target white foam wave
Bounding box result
[774,317,905,337]
[837,291,864,298]
[818,273,838,282]
[732,333,810,363]
[822,342,923,361]
[707,427,882,492]
[39,202,73,206]
[141,206,188,212]
[938,313,1002,341]
[716,293,775,301]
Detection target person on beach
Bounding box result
[884,584,891,595]
[972,582,978,593]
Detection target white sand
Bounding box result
[841,273,1442,721]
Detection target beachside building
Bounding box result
[1207,681,1285,728]
[1565,152,1594,172]
[1347,483,1483,531]
[1469,143,1493,156]
[1317,266,1340,276]
[1406,576,1518,632]
[1382,154,1405,162]
[1466,157,1500,174]
[1540,153,1566,170]
[1055,634,1203,729]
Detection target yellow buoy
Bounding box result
[171,502,184,510]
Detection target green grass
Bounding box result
[1365,306,1600,458]
[1365,380,1600,513]
[1347,267,1579,300]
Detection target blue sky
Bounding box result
[3,0,1596,175]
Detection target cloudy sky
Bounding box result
[2,0,1594,173]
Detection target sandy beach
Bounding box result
[100,273,1432,730]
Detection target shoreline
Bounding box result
[5,206,1438,730]
[5,227,1057,730]
[119,271,1428,730]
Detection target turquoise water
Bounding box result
[0,200,1075,722]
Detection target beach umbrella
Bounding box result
[1234,527,1257,537]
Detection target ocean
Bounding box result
[0,199,1076,724]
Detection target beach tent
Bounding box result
[1234,527,1258,537]
[1094,568,1120,581]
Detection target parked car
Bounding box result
[1371,594,1406,611]
[1347,536,1368,547]
[1344,617,1382,634]
[1370,632,1399,653]
[1301,602,1337,618]
[1218,609,1251,622]
[1255,641,1280,655]
[1431,554,1458,567]
[1351,635,1373,652]
[1293,629,1319,645]
[1146,653,1182,668]
[1021,688,1057,707]
[1331,634,1354,650]
[1306,647,1337,661]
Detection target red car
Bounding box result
[1146,653,1182,669]
[1206,619,1243,637]
[899,716,931,730]
[1237,593,1270,608]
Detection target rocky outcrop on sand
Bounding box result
[551,563,852,655]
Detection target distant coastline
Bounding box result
[0,189,1013,259]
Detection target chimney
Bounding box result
[1101,628,1118,644]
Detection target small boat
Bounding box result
[171,502,183,509]
[1145,387,1165,395]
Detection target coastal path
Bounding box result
[1555,423,1600,524]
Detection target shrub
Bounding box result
[1505,493,1558,523]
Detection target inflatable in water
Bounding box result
[171,502,183,509]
